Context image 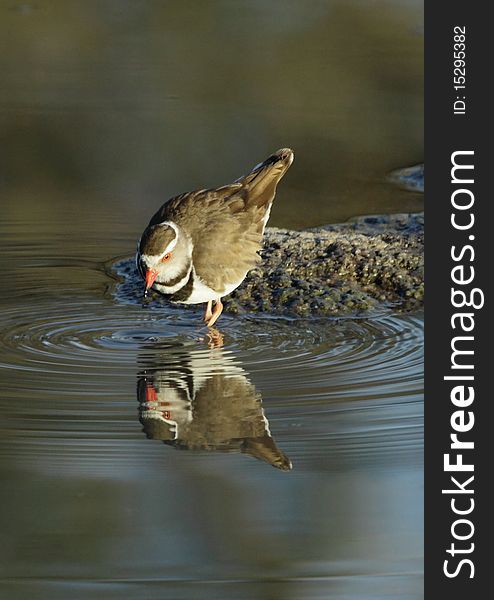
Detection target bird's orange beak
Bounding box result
[145,269,158,291]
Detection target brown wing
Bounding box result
[148,148,293,292]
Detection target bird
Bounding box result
[136,148,294,326]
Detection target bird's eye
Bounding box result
[161,253,172,262]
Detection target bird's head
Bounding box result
[137,221,192,294]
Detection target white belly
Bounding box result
[178,269,246,305]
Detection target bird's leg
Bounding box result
[204,300,213,323]
[206,328,224,348]
[205,299,223,328]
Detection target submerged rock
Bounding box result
[387,164,424,192]
[111,213,423,317]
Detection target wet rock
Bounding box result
[225,212,423,316]
[387,164,424,192]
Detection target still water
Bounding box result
[1,1,423,598]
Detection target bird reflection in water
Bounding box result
[137,338,292,471]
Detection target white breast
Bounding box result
[177,268,247,305]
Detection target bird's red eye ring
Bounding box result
[161,253,172,262]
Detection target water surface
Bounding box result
[1,1,423,598]
[0,216,423,597]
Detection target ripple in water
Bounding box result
[0,256,423,472]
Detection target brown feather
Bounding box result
[147,148,293,292]
[139,225,175,256]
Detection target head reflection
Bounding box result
[137,340,292,471]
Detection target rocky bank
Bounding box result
[224,212,423,316]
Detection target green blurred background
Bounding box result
[1,0,423,236]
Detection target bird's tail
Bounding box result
[241,435,293,471]
[236,148,294,208]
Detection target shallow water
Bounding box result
[1,222,423,597]
[1,1,423,598]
